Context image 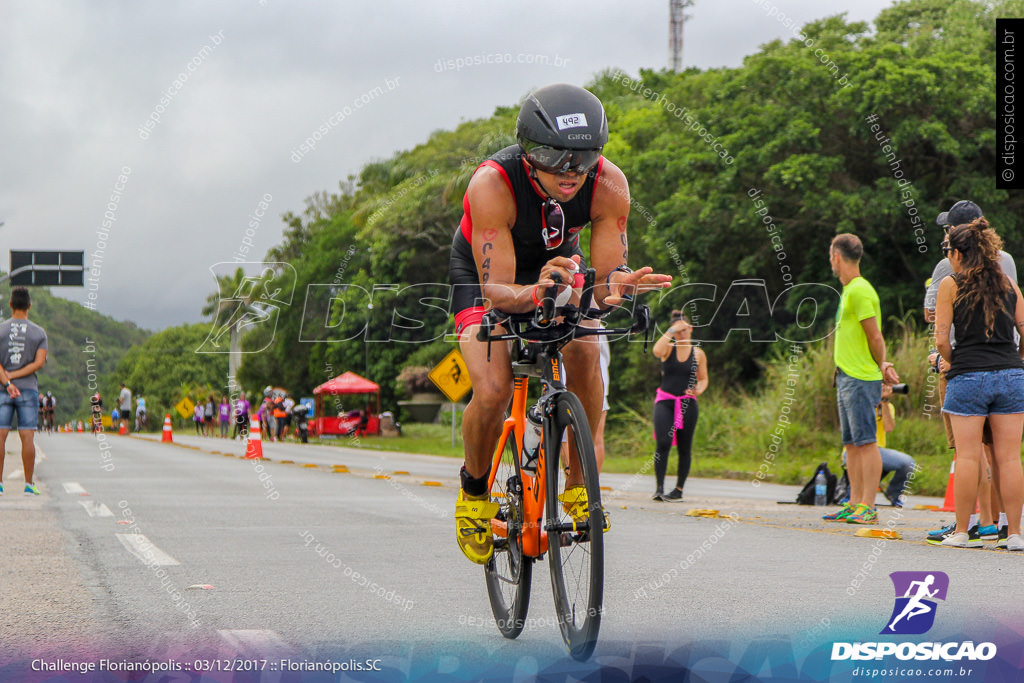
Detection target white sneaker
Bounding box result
[940,532,980,548]
[1006,534,1024,552]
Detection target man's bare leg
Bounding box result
[458,325,513,481]
[19,429,35,485]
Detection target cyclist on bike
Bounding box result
[136,396,147,431]
[90,392,103,433]
[44,391,56,433]
[449,83,672,564]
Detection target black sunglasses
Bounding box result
[942,246,952,255]
[522,140,601,175]
[541,198,565,250]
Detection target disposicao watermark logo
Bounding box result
[831,571,997,663]
[881,571,948,635]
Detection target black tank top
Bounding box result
[947,283,1023,379]
[453,145,602,285]
[660,345,698,396]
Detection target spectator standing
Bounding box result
[118,383,132,434]
[823,234,900,525]
[193,400,204,435]
[0,288,48,495]
[258,397,272,441]
[273,394,288,441]
[650,311,708,501]
[204,394,215,437]
[925,200,1014,543]
[232,392,251,440]
[935,219,1024,550]
[219,395,231,438]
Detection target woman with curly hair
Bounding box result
[935,218,1024,550]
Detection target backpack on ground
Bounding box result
[795,462,838,505]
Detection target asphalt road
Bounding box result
[3,431,1023,681]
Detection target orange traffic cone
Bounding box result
[245,417,264,459]
[161,414,174,443]
[939,460,956,512]
[77,421,84,432]
[118,421,127,435]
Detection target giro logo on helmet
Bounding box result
[566,134,592,140]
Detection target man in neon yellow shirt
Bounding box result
[824,234,900,525]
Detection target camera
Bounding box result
[889,383,909,395]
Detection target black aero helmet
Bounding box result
[516,83,607,175]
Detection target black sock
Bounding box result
[460,466,488,497]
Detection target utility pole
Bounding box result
[669,0,694,72]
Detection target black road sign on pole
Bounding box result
[9,251,85,286]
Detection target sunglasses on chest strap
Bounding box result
[542,198,566,250]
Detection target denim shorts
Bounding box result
[836,370,881,446]
[0,388,39,430]
[943,368,1024,417]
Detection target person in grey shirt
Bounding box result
[924,200,1017,543]
[924,201,1017,318]
[119,382,132,433]
[0,287,48,495]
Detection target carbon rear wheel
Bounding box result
[484,431,533,638]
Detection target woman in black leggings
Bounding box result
[652,311,708,501]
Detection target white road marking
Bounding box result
[78,501,113,517]
[116,533,180,566]
[217,630,294,657]
[63,482,87,494]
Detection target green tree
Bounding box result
[112,323,228,422]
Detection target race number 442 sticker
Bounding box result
[556,113,588,130]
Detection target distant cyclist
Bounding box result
[448,83,672,564]
[90,393,103,433]
[136,396,147,431]
[44,392,56,433]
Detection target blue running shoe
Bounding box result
[24,483,39,495]
[978,524,998,540]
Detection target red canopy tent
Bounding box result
[312,372,381,436]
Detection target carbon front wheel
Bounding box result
[545,392,603,661]
[484,431,533,638]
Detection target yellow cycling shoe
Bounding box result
[558,485,610,532]
[455,489,501,564]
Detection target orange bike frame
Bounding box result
[487,374,549,557]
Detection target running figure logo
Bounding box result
[197,262,297,355]
[881,571,949,635]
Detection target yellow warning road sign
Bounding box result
[175,397,196,419]
[429,349,472,403]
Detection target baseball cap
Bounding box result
[936,200,982,227]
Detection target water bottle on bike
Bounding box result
[521,404,543,472]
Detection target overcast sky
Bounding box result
[1,0,898,331]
